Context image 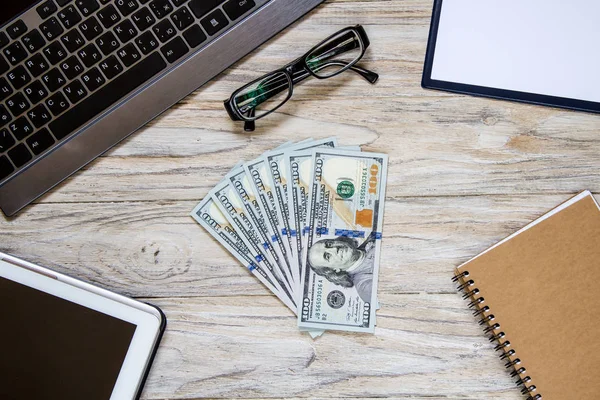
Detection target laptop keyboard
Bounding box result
[0,0,257,182]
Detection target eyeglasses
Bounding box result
[224,25,378,132]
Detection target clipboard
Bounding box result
[422,0,600,114]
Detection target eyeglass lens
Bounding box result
[305,29,363,78]
[233,71,292,120]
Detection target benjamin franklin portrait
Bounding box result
[307,235,376,302]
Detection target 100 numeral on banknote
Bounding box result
[298,150,388,333]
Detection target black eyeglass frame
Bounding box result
[224,25,372,125]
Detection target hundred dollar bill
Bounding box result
[244,158,297,294]
[227,166,296,295]
[191,197,296,312]
[298,149,388,333]
[264,138,338,291]
[211,173,296,304]
[286,146,369,334]
[285,145,362,283]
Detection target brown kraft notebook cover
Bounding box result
[454,191,600,400]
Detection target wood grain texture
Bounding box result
[141,294,522,400]
[0,0,595,398]
[0,194,582,297]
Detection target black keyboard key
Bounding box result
[149,0,173,19]
[0,78,13,101]
[0,129,15,152]
[81,67,105,91]
[171,6,194,31]
[9,116,34,140]
[40,17,65,41]
[27,104,53,128]
[79,16,104,40]
[0,56,9,75]
[78,43,102,67]
[135,31,159,54]
[50,52,166,140]
[43,41,68,65]
[132,7,156,32]
[7,66,32,90]
[25,54,50,77]
[22,30,46,53]
[98,5,122,28]
[63,79,88,103]
[182,24,206,48]
[24,81,49,104]
[96,31,120,55]
[114,20,138,43]
[153,19,177,43]
[75,0,100,17]
[0,33,8,50]
[100,0,111,4]
[116,43,141,66]
[8,144,32,168]
[27,128,55,155]
[58,5,83,29]
[172,0,187,6]
[223,0,254,21]
[189,0,222,19]
[46,92,70,115]
[139,0,151,3]
[6,93,31,117]
[61,29,86,52]
[4,43,28,65]
[60,55,84,79]
[161,36,188,63]
[0,155,14,180]
[116,0,139,16]
[0,105,12,126]
[37,0,59,19]
[99,55,123,79]
[57,0,73,6]
[42,68,67,92]
[7,20,28,40]
[0,127,14,148]
[201,9,228,36]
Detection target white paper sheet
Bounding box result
[431,1,600,102]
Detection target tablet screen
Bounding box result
[0,276,137,400]
[430,0,600,103]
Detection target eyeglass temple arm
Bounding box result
[291,62,378,85]
[237,59,378,132]
[238,61,378,124]
[306,33,360,65]
[246,61,378,110]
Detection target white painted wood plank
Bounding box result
[141,294,523,399]
[0,194,580,296]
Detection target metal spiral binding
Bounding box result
[453,271,542,400]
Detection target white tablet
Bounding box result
[0,252,166,400]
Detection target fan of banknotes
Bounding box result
[191,138,388,335]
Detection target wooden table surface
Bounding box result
[2,0,597,398]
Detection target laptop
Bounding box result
[0,0,324,216]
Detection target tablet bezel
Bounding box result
[0,253,164,400]
[421,0,600,115]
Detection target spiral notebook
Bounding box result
[454,190,600,400]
